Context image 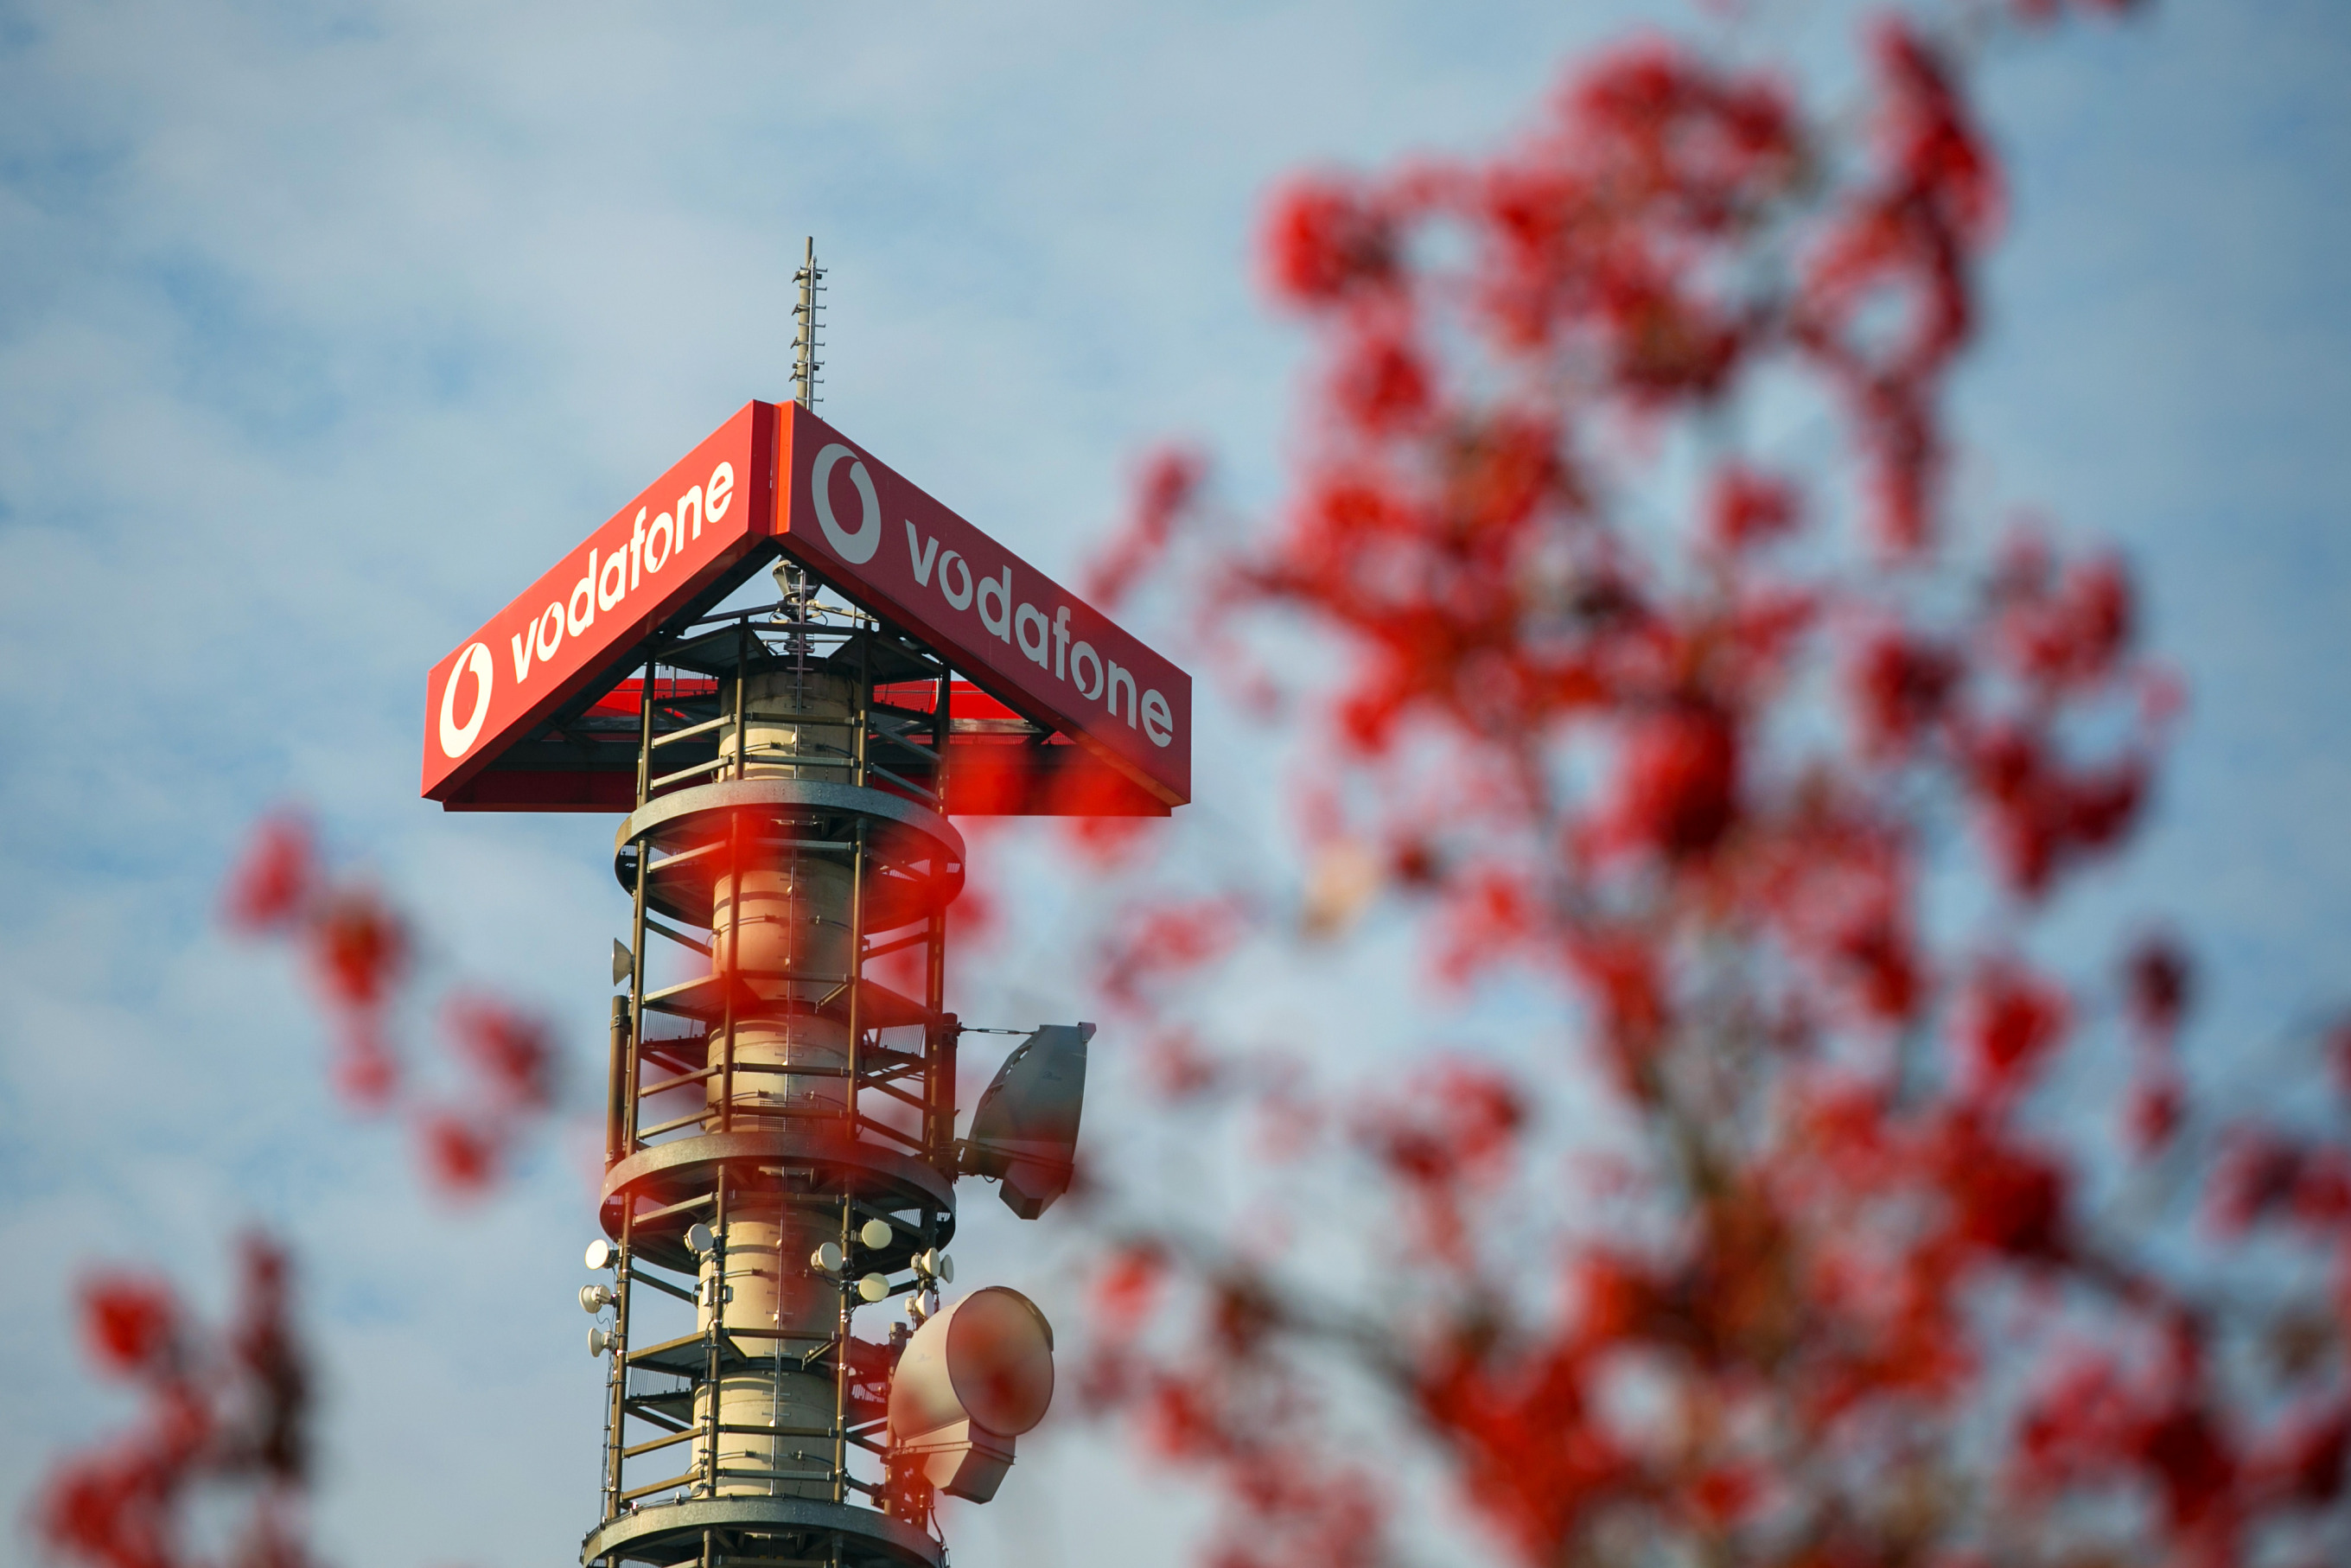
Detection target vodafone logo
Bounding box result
[812,443,882,564]
[438,641,494,759]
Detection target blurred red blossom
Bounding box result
[424,993,560,1192]
[1707,466,1802,553]
[1849,627,1959,758]
[39,824,570,1563]
[1599,700,1741,861]
[1992,545,2136,691]
[220,812,559,1196]
[1952,957,2069,1100]
[220,813,316,933]
[224,819,411,1106]
[1354,1063,1527,1256]
[83,1278,179,1377]
[444,992,558,1113]
[420,1112,500,1194]
[2014,0,2144,21]
[1265,176,1399,305]
[1098,896,1249,1012]
[2125,931,2195,1040]
[2210,1132,2351,1237]
[2129,1068,2186,1155]
[1088,446,1207,613]
[1961,721,2147,898]
[38,1238,311,1568]
[1066,6,2351,1567]
[310,890,408,1011]
[1139,1029,1225,1101]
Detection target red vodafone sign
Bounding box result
[776,402,1189,809]
[421,402,776,801]
[422,400,1189,811]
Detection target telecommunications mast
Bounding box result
[420,243,1190,1568]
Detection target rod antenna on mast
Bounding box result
[791,237,825,411]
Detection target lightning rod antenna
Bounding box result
[792,237,825,411]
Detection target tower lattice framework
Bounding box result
[586,568,968,1568]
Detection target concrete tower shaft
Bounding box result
[687,1210,838,1500]
[685,662,902,1504]
[706,665,863,1130]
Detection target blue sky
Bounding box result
[2,2,2347,1565]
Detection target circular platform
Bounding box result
[602,1129,958,1274]
[582,1494,941,1568]
[615,778,965,935]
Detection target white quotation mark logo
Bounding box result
[811,443,882,564]
[439,641,494,758]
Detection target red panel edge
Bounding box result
[441,772,642,812]
[443,739,1170,818]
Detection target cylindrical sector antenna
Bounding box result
[585,589,966,1568]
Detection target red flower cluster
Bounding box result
[225,813,408,1104]
[1353,1063,1526,1259]
[1088,447,1207,613]
[1067,6,2351,1566]
[38,823,570,1566]
[1080,1249,1391,1568]
[37,1239,312,1568]
[222,810,558,1195]
[422,993,559,1193]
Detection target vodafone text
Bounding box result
[510,461,736,687]
[899,519,1174,749]
[435,458,736,762]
